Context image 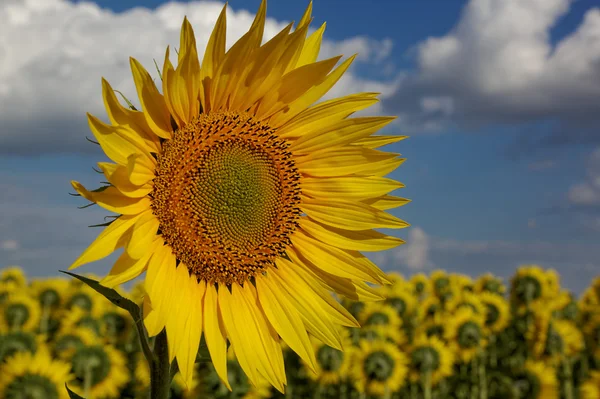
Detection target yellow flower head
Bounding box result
[445,291,486,318]
[511,265,548,306]
[360,324,408,346]
[0,330,48,363]
[410,273,431,297]
[69,0,406,391]
[581,371,600,399]
[418,295,442,322]
[308,331,354,385]
[474,273,505,295]
[430,270,451,297]
[68,344,129,399]
[0,350,73,399]
[408,334,454,385]
[0,267,26,289]
[30,278,70,311]
[449,274,474,293]
[479,292,510,334]
[0,293,41,333]
[444,307,486,363]
[383,288,417,319]
[514,360,558,399]
[351,339,409,396]
[358,302,403,330]
[53,327,99,361]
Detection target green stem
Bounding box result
[411,382,418,399]
[479,354,487,399]
[39,302,51,334]
[470,357,478,399]
[84,362,93,399]
[150,329,172,399]
[563,357,574,399]
[423,369,432,399]
[490,335,497,368]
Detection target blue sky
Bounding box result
[1,0,600,293]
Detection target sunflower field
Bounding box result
[0,264,599,399]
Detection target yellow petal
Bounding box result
[126,210,160,259]
[290,231,381,284]
[295,22,325,68]
[363,195,411,210]
[71,181,151,215]
[177,278,205,389]
[144,243,176,336]
[87,113,155,167]
[299,218,404,252]
[256,274,317,372]
[297,145,404,177]
[98,162,153,199]
[277,93,379,139]
[269,55,356,127]
[70,213,143,270]
[203,284,231,390]
[166,264,193,362]
[301,175,403,201]
[300,197,409,230]
[271,258,343,349]
[101,238,161,288]
[143,295,164,337]
[290,117,396,154]
[130,57,172,139]
[355,135,408,149]
[101,78,161,153]
[200,5,227,113]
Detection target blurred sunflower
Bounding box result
[581,371,600,399]
[0,267,26,288]
[70,0,407,390]
[99,305,131,345]
[58,306,102,337]
[545,269,560,298]
[513,360,558,399]
[410,273,431,297]
[384,288,417,320]
[408,334,454,385]
[134,352,150,397]
[529,307,583,362]
[430,270,451,298]
[445,291,486,317]
[0,294,41,333]
[358,302,402,330]
[418,295,442,323]
[511,265,548,306]
[53,327,99,361]
[30,278,70,333]
[550,291,578,321]
[360,324,407,346]
[449,274,474,293]
[0,330,48,363]
[0,350,73,399]
[308,334,354,385]
[351,339,408,396]
[68,344,128,399]
[474,273,505,295]
[479,292,510,334]
[64,283,105,314]
[444,307,486,363]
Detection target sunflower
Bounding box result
[449,274,474,293]
[358,302,402,330]
[57,306,102,337]
[70,0,406,390]
[68,344,129,399]
[360,324,407,346]
[474,273,505,295]
[479,292,510,334]
[99,302,132,344]
[0,267,26,289]
[0,330,48,363]
[581,371,600,399]
[445,291,486,317]
[383,287,417,320]
[53,327,99,361]
[528,307,583,362]
[444,307,486,363]
[351,339,408,396]
[410,273,431,298]
[30,278,70,334]
[0,293,41,333]
[0,349,73,399]
[63,283,105,314]
[513,360,558,399]
[418,295,442,323]
[549,291,578,321]
[430,270,451,298]
[408,334,454,385]
[308,336,354,385]
[511,265,548,306]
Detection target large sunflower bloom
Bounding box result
[69,0,407,391]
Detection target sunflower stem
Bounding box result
[84,362,93,399]
[134,305,155,369]
[479,353,487,399]
[423,369,432,399]
[39,302,51,334]
[470,356,478,399]
[489,335,497,368]
[563,356,574,399]
[150,329,172,399]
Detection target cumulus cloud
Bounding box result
[385,0,600,137]
[1,240,19,251]
[0,0,396,155]
[568,147,600,205]
[372,227,433,271]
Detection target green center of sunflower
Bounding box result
[386,297,407,317]
[102,312,127,335]
[483,280,501,294]
[0,332,37,362]
[544,325,564,355]
[411,346,440,373]
[5,374,59,399]
[39,289,60,308]
[54,334,85,354]
[515,276,541,303]
[68,293,92,311]
[349,302,365,317]
[72,346,111,386]
[4,303,29,329]
[152,112,301,285]
[426,324,444,338]
[316,345,344,372]
[434,277,449,293]
[76,316,100,335]
[457,322,481,348]
[414,281,425,294]
[485,303,500,327]
[363,351,395,381]
[365,312,390,326]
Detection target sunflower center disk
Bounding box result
[6,374,59,399]
[152,112,301,285]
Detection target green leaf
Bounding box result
[65,385,85,399]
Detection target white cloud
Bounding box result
[568,147,600,205]
[373,227,432,271]
[386,0,600,133]
[0,0,396,155]
[1,240,19,251]
[527,218,536,229]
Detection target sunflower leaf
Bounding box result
[65,385,85,399]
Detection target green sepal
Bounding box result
[65,385,85,399]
